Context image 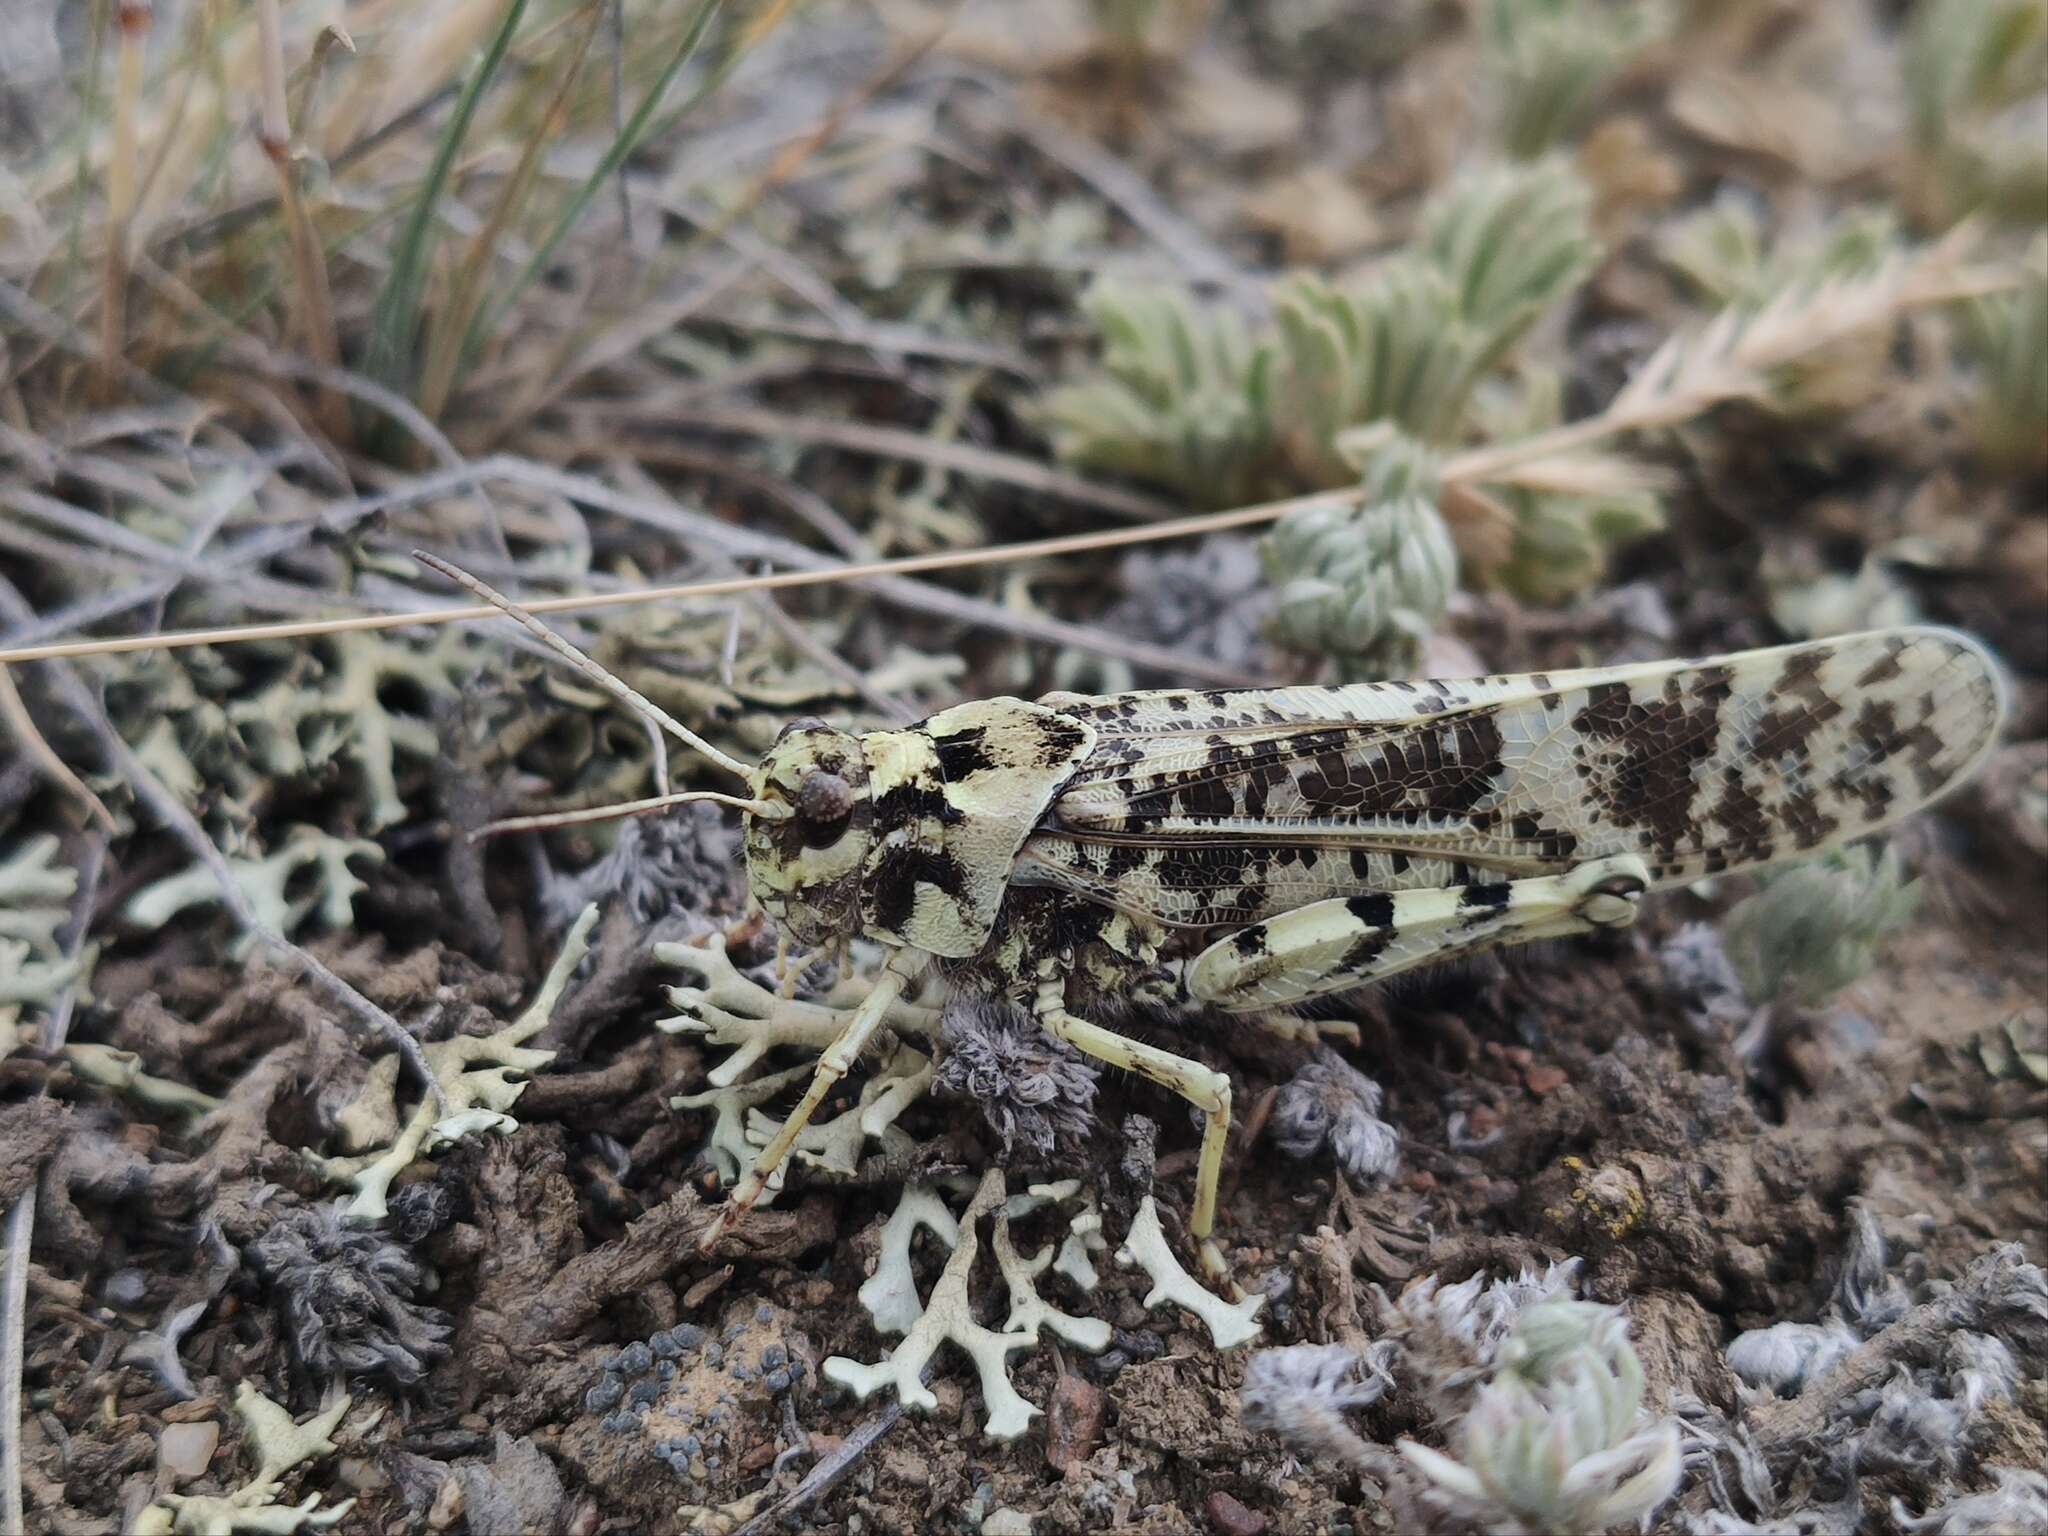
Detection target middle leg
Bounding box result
[1033,976,1234,1280]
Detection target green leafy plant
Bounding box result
[1721,843,1921,1005]
[1478,0,1669,158]
[1903,0,2048,227]
[1956,255,2048,473]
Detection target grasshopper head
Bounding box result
[742,719,875,944]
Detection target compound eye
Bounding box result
[795,769,855,845]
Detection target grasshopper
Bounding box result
[419,557,2005,1282]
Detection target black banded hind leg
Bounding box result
[1032,977,1234,1280]
[1186,854,1651,1012]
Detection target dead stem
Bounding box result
[255,0,349,442]
[98,0,151,399]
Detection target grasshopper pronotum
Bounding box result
[414,555,2006,1284]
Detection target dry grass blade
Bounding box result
[0,664,115,831]
[255,0,347,441]
[1444,243,2024,489]
[0,478,1362,668]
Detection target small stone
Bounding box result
[983,1511,1034,1536]
[103,1269,149,1310]
[618,1341,655,1375]
[584,1376,624,1413]
[1524,1065,1568,1096]
[1206,1490,1268,1536]
[157,1420,219,1481]
[427,1474,464,1532]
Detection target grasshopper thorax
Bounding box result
[743,718,876,945]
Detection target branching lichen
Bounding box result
[134,1385,356,1534]
[1114,1195,1264,1349]
[127,826,383,947]
[824,1169,1043,1439]
[310,905,595,1219]
[657,933,940,1087]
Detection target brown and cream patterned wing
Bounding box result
[1018,627,2005,929]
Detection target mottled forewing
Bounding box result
[1020,628,2003,928]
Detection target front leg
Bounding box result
[702,946,931,1250]
[1186,854,1651,1012]
[1033,976,1235,1280]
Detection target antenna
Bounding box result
[412,551,763,785]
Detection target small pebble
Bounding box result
[1524,1064,1568,1096]
[584,1376,624,1413]
[157,1421,218,1481]
[618,1341,654,1375]
[103,1269,149,1310]
[982,1511,1034,1536]
[1205,1490,1267,1536]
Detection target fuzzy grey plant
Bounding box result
[1399,1297,1682,1535]
[1894,1468,2048,1534]
[1379,1260,1584,1407]
[1720,843,1920,1006]
[1269,1048,1399,1183]
[246,1201,452,1387]
[541,801,744,936]
[1725,1319,1861,1398]
[1239,1341,1398,1468]
[934,997,1099,1159]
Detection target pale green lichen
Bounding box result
[825,1169,1043,1439]
[1,834,82,1053]
[656,933,942,1087]
[126,826,382,947]
[62,1043,222,1118]
[830,1175,1113,1439]
[1115,1195,1264,1349]
[1479,0,1669,158]
[133,1385,357,1535]
[310,904,596,1219]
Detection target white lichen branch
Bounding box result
[1115,1195,1264,1349]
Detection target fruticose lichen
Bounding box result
[1115,1195,1265,1348]
[309,904,596,1219]
[133,1385,356,1534]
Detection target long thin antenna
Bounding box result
[412,551,760,782]
[474,787,786,838]
[0,486,1360,666]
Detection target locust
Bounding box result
[417,556,2006,1284]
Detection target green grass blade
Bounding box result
[361,0,532,396]
[472,0,723,349]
